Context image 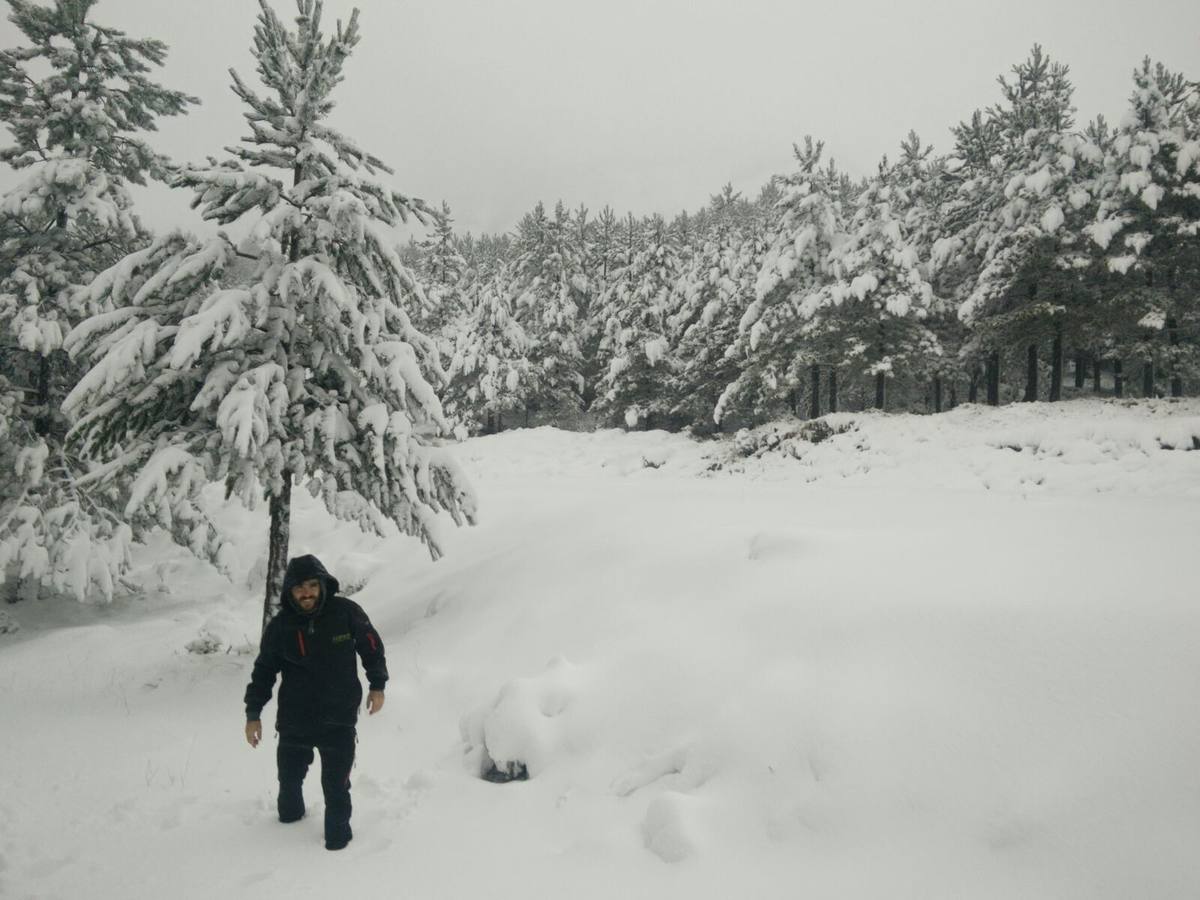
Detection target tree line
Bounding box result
[412,47,1199,434]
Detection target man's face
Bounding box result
[291,578,321,612]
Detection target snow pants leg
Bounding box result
[316,726,356,849]
[276,727,356,844]
[276,734,314,822]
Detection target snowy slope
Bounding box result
[2,399,1199,900]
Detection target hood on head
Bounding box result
[281,554,340,615]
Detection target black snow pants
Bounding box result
[276,726,356,839]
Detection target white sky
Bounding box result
[2,0,1199,237]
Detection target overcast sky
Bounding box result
[2,0,1199,238]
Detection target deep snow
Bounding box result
[1,399,1199,900]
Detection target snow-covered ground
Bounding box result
[2,399,1199,900]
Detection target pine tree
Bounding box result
[64,0,476,629]
[445,263,532,433]
[953,46,1093,404]
[823,135,941,410]
[417,200,468,355]
[512,200,583,418]
[1081,60,1200,396]
[0,0,196,601]
[723,138,847,422]
[670,184,754,428]
[594,214,678,428]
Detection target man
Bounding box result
[244,554,388,850]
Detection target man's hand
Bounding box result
[245,720,262,747]
[366,690,385,715]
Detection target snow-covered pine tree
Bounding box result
[445,262,532,433]
[419,200,467,330]
[954,46,1095,404]
[64,0,476,630]
[0,0,196,601]
[512,200,584,420]
[594,214,677,429]
[721,138,848,422]
[416,200,468,364]
[819,134,941,410]
[1081,59,1200,396]
[568,203,605,408]
[669,185,754,428]
[919,153,974,411]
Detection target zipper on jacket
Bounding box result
[296,629,307,657]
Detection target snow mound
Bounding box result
[720,399,1200,496]
[461,655,586,781]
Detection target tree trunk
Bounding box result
[933,376,943,413]
[1142,361,1155,398]
[809,365,821,419]
[875,371,886,410]
[1023,343,1038,401]
[788,388,798,417]
[525,405,531,427]
[986,353,1000,406]
[828,369,838,413]
[497,412,504,433]
[645,412,654,431]
[1049,322,1063,402]
[262,164,306,634]
[485,412,495,434]
[968,367,980,404]
[949,383,958,410]
[263,473,292,635]
[1093,358,1102,393]
[1113,359,1124,397]
[1074,351,1087,390]
[34,354,51,437]
[1167,318,1182,397]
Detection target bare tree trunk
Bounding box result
[1113,359,1124,397]
[34,354,51,437]
[497,412,504,433]
[949,382,958,410]
[788,388,798,417]
[1023,343,1038,401]
[1142,361,1155,398]
[809,365,821,419]
[1049,322,1063,401]
[263,164,306,635]
[874,371,886,410]
[1167,318,1182,397]
[1093,358,1102,393]
[986,352,1000,406]
[828,369,838,413]
[933,376,943,413]
[1074,351,1087,390]
[968,367,980,404]
[263,473,292,635]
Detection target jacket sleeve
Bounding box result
[348,600,388,692]
[244,620,282,721]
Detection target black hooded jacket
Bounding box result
[244,555,388,733]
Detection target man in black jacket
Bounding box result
[244,554,388,851]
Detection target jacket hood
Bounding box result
[281,554,340,616]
